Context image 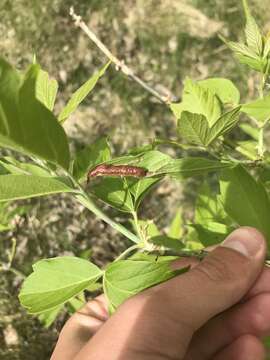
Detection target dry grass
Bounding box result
[0,0,269,358]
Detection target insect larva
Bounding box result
[87,164,148,183]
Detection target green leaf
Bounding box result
[0,157,51,176]
[195,182,228,225]
[38,305,63,328]
[0,175,75,202]
[168,209,183,239]
[263,336,270,359]
[0,59,70,169]
[235,140,258,160]
[236,52,266,72]
[131,219,160,238]
[105,154,143,166]
[58,62,110,123]
[199,78,240,105]
[150,235,184,252]
[19,257,103,314]
[133,150,172,172]
[171,78,221,126]
[205,107,241,145]
[241,95,270,124]
[153,157,232,177]
[73,137,111,181]
[242,0,263,55]
[127,177,161,209]
[177,108,240,147]
[223,40,265,72]
[177,112,209,146]
[104,255,187,310]
[239,123,259,140]
[36,69,58,111]
[128,143,155,155]
[190,222,230,247]
[263,36,270,59]
[220,165,270,243]
[66,295,85,314]
[90,177,135,213]
[258,166,270,183]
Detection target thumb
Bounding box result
[167,227,266,332]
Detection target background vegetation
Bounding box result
[0,0,269,358]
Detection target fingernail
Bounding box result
[221,227,265,257]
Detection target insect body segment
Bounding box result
[87,164,148,183]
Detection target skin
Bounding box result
[51,227,270,360]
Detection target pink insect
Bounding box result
[87,164,148,183]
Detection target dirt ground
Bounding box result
[0,0,269,358]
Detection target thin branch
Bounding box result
[69,7,174,104]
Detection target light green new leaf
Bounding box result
[220,165,270,243]
[150,235,184,252]
[168,209,183,239]
[0,157,51,176]
[177,112,210,146]
[170,102,185,120]
[104,255,187,310]
[36,69,58,111]
[263,36,270,59]
[127,177,161,209]
[19,257,103,313]
[178,108,240,147]
[152,158,232,177]
[190,222,230,247]
[183,78,221,126]
[236,52,266,72]
[171,78,221,126]
[242,0,263,55]
[223,40,265,72]
[58,62,110,123]
[241,95,270,124]
[0,175,75,202]
[131,219,160,238]
[199,78,240,105]
[235,140,258,161]
[38,305,63,328]
[73,137,111,181]
[195,183,228,225]
[90,177,135,213]
[206,107,241,145]
[0,59,70,169]
[133,150,172,172]
[239,123,259,140]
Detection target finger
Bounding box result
[171,257,200,270]
[213,334,265,360]
[77,295,108,321]
[163,227,266,333]
[50,295,108,360]
[74,228,267,360]
[245,265,270,300]
[186,292,270,359]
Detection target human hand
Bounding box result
[51,227,270,359]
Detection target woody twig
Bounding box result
[69,7,174,104]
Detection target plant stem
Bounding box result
[0,264,25,279]
[257,73,266,158]
[61,170,141,244]
[76,193,140,244]
[114,244,141,261]
[132,211,146,243]
[69,7,174,104]
[258,127,265,158]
